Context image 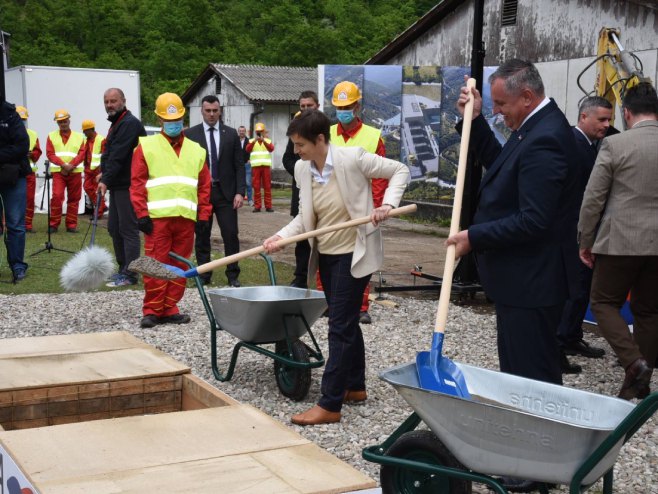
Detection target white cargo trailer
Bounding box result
[5,65,141,213]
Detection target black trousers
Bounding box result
[496,303,563,385]
[293,240,311,283]
[195,184,240,282]
[557,262,593,345]
[107,189,140,279]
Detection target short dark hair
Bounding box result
[489,59,544,96]
[579,96,612,115]
[287,109,330,144]
[622,83,658,116]
[299,90,319,104]
[201,94,220,106]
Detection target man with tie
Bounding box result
[447,58,580,493]
[556,97,612,372]
[186,95,246,287]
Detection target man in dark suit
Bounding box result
[556,96,612,371]
[449,60,579,386]
[186,95,245,287]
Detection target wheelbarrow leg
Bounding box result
[602,469,613,494]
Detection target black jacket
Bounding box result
[282,138,300,216]
[185,122,246,201]
[100,109,146,190]
[0,101,30,181]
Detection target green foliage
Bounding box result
[3,0,428,121]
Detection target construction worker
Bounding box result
[130,93,212,329]
[81,120,106,217]
[16,106,42,233]
[324,80,389,324]
[46,109,85,233]
[245,122,274,212]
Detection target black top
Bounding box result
[0,101,30,177]
[100,109,146,190]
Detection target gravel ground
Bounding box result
[0,288,656,493]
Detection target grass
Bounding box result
[0,213,294,295]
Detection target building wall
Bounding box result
[184,75,298,169]
[386,0,657,66]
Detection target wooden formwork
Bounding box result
[0,331,375,494]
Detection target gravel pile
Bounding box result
[1,288,656,493]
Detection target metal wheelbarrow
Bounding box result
[172,252,326,401]
[363,361,658,493]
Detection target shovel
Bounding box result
[129,204,417,280]
[416,78,476,398]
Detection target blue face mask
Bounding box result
[336,109,355,125]
[163,120,183,137]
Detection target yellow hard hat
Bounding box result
[81,119,95,131]
[332,81,361,107]
[16,106,28,120]
[54,109,71,121]
[255,122,266,132]
[154,92,185,120]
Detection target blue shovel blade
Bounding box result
[416,333,470,398]
[162,264,198,278]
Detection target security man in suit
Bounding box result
[579,83,658,400]
[186,95,245,287]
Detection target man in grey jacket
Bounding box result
[578,83,658,400]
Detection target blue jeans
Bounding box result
[317,252,371,412]
[0,177,28,274]
[245,162,253,202]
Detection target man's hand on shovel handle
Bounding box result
[445,230,472,259]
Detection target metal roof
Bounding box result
[182,64,317,105]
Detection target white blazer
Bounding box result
[277,144,410,279]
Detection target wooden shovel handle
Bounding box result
[196,203,418,275]
[435,78,476,334]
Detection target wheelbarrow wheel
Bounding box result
[380,430,472,494]
[273,339,311,401]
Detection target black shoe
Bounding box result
[562,339,605,358]
[228,279,241,288]
[290,279,308,289]
[66,227,79,233]
[359,311,372,324]
[266,208,274,212]
[560,351,582,374]
[252,208,261,213]
[159,313,191,325]
[200,276,211,286]
[48,226,58,233]
[140,315,160,328]
[13,268,27,282]
[493,476,541,493]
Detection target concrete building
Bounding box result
[366,0,657,122]
[182,64,317,170]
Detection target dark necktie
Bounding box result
[208,127,218,180]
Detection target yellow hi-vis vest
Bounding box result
[249,138,273,167]
[27,128,38,172]
[49,130,85,173]
[140,134,206,221]
[330,123,380,154]
[86,134,105,170]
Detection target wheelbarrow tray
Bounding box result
[381,361,635,486]
[208,286,327,344]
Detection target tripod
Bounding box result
[31,160,74,256]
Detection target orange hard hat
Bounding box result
[332,81,361,107]
[81,119,95,131]
[54,109,71,121]
[16,106,28,120]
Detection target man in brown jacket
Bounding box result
[578,83,658,400]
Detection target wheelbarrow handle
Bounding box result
[196,204,417,275]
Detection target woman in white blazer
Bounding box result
[264,110,409,425]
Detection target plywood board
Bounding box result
[0,331,149,359]
[0,405,375,493]
[0,347,189,391]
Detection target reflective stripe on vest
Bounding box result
[140,134,206,221]
[330,124,380,153]
[27,128,38,172]
[87,134,105,170]
[249,139,273,167]
[49,131,85,173]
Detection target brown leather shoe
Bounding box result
[291,405,341,426]
[618,358,652,400]
[344,390,368,403]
